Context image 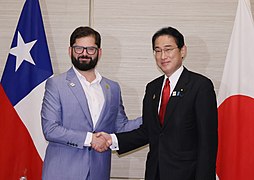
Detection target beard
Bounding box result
[71,53,99,71]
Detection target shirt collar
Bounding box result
[167,65,183,83]
[163,65,184,91]
[72,66,102,85]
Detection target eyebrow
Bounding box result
[154,44,175,49]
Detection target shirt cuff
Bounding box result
[110,134,119,151]
[84,132,92,147]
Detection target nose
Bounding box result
[161,50,167,59]
[81,48,88,56]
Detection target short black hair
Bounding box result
[152,27,184,50]
[70,26,101,48]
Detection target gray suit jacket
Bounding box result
[41,67,141,180]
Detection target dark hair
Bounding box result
[70,26,101,48]
[152,27,185,50]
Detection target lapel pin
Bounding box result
[172,91,177,96]
[105,84,110,89]
[69,82,75,87]
[172,89,184,97]
[153,94,156,99]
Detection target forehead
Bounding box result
[154,35,177,48]
[74,36,96,46]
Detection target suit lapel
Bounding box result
[94,78,111,130]
[66,68,93,127]
[162,68,189,128]
[152,76,165,128]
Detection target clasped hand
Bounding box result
[91,132,112,152]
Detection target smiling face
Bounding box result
[69,35,102,71]
[153,35,186,77]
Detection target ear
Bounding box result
[98,48,102,59]
[180,45,187,59]
[68,46,72,58]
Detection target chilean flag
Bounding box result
[216,0,254,179]
[0,0,53,179]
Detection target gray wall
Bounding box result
[1,0,254,179]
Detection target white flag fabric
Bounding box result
[216,0,254,179]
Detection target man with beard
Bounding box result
[41,26,142,180]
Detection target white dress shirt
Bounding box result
[73,67,105,146]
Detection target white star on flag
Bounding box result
[10,31,37,71]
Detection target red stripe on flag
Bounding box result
[0,84,42,179]
[217,95,254,180]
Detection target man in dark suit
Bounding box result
[95,26,218,180]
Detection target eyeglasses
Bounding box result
[153,47,178,56]
[72,46,98,55]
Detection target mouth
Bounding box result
[78,56,92,62]
[161,60,170,66]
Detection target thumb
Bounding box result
[96,132,104,137]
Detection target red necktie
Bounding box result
[159,78,170,125]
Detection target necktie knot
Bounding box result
[159,78,170,125]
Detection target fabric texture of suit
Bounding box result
[116,67,218,180]
[41,67,141,180]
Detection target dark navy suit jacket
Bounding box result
[117,67,218,180]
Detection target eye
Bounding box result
[86,46,98,55]
[87,47,96,51]
[154,49,162,53]
[164,48,173,52]
[75,46,83,51]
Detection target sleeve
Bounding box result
[109,134,119,151]
[116,124,148,154]
[84,132,92,147]
[195,78,218,180]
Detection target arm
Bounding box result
[195,79,218,180]
[41,78,87,149]
[95,125,149,154]
[116,124,148,154]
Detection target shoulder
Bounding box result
[46,71,67,83]
[146,75,164,88]
[45,71,70,91]
[101,76,120,89]
[186,68,214,88]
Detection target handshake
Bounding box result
[91,132,112,152]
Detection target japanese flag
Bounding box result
[216,0,254,179]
